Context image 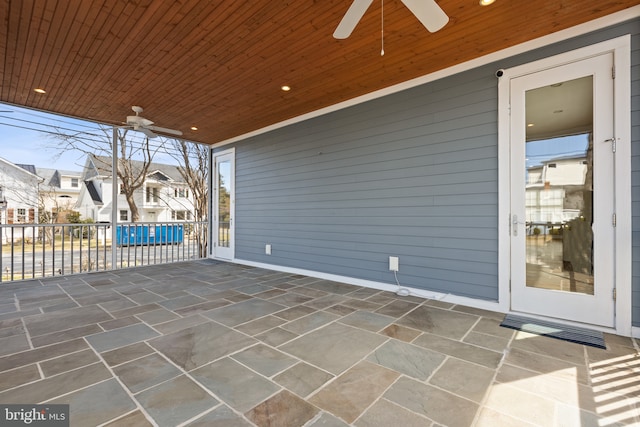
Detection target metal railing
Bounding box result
[0,221,208,282]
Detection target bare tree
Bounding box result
[52,126,159,222]
[167,139,209,255]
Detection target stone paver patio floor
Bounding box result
[0,260,638,426]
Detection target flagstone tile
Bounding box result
[379,323,421,342]
[204,299,286,327]
[307,412,350,427]
[153,314,209,335]
[429,357,495,402]
[279,322,386,375]
[113,353,182,393]
[339,310,394,332]
[136,308,180,325]
[231,344,296,377]
[355,398,432,427]
[245,390,319,427]
[255,327,298,347]
[23,305,112,337]
[136,375,218,427]
[0,362,111,403]
[186,405,253,427]
[384,376,478,427]
[86,323,159,353]
[191,357,279,412]
[40,349,100,377]
[0,338,88,371]
[0,364,40,392]
[281,311,339,335]
[375,300,420,318]
[397,305,478,340]
[150,321,256,371]
[235,315,287,336]
[103,410,154,427]
[273,362,334,398]
[49,378,136,426]
[510,332,587,365]
[482,382,555,426]
[367,339,445,381]
[413,333,503,369]
[101,342,155,367]
[273,305,316,321]
[310,361,399,423]
[503,347,589,385]
[0,333,30,356]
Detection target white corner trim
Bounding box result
[211,6,640,149]
[232,258,505,313]
[632,326,640,339]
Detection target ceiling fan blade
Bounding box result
[401,0,449,33]
[333,0,374,39]
[138,127,158,139]
[147,125,183,136]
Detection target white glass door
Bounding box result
[510,53,615,327]
[213,150,234,260]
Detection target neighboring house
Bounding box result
[76,154,195,223]
[0,157,43,244]
[209,16,639,337]
[36,167,82,222]
[526,154,588,229]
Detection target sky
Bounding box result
[0,103,182,172]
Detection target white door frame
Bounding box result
[497,35,631,335]
[212,148,235,260]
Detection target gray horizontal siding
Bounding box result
[226,18,640,310]
[232,69,499,301]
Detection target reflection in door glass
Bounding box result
[525,76,594,295]
[217,161,231,248]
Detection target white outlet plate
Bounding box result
[265,244,272,255]
[389,256,399,272]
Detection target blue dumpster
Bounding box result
[116,224,183,246]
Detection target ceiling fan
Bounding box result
[333,0,449,39]
[126,106,183,138]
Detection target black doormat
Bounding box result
[500,314,606,349]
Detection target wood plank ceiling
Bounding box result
[1,1,637,145]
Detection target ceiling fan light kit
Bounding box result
[125,105,183,138]
[333,0,449,40]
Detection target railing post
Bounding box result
[111,126,119,271]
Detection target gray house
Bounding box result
[209,14,639,337]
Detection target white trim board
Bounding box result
[230,258,505,313]
[211,6,640,149]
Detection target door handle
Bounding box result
[512,214,524,236]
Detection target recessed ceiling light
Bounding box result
[281,85,291,91]
[479,0,495,5]
[34,88,46,94]
[190,126,198,131]
[527,123,534,127]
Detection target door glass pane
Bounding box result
[217,160,231,248]
[524,76,594,295]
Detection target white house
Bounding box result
[36,167,83,222]
[0,158,43,243]
[76,154,195,223]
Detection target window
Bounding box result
[119,210,128,221]
[70,178,79,188]
[17,208,26,223]
[146,186,159,203]
[172,210,191,220]
[174,188,189,198]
